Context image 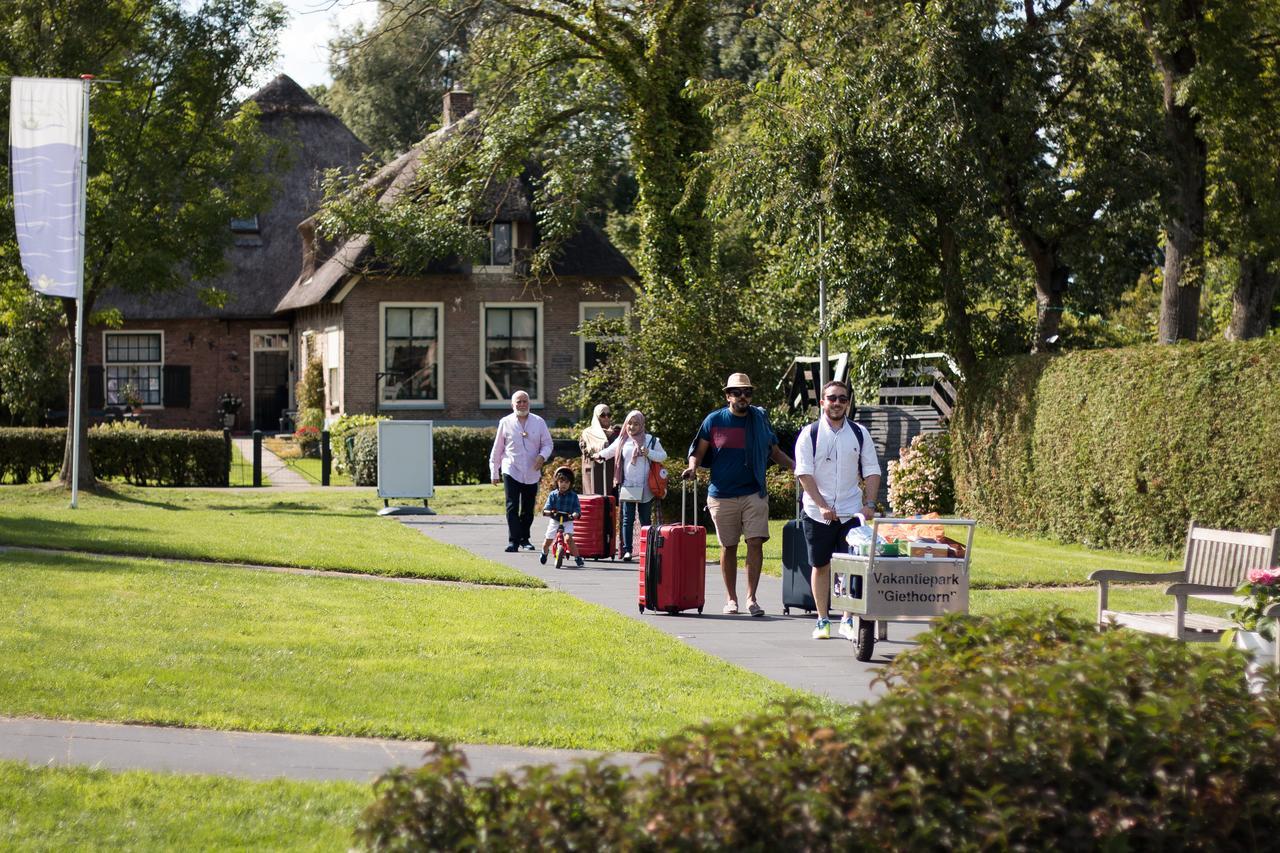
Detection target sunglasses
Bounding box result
[726,388,753,398]
[824,395,850,403]
[599,412,611,417]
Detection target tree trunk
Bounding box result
[1016,229,1069,353]
[1145,3,1206,343]
[938,213,977,378]
[1226,252,1279,340]
[57,297,95,489]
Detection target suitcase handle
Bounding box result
[682,477,697,527]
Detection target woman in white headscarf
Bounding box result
[579,403,619,495]
[597,410,667,560]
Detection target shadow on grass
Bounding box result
[1,549,153,574]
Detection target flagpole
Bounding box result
[70,75,92,509]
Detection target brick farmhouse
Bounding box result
[89,76,635,431]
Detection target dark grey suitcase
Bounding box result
[782,516,816,615]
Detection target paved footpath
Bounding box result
[0,717,649,783]
[399,514,925,705]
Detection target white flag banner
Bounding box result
[9,77,84,299]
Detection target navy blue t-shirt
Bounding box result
[695,407,775,498]
[544,489,581,517]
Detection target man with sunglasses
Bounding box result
[795,379,881,640]
[683,372,794,616]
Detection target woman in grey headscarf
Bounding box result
[579,403,619,495]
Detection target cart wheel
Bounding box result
[783,606,790,615]
[854,619,875,662]
[638,603,644,613]
[667,608,678,615]
[697,606,703,614]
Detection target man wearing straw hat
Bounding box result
[683,372,794,616]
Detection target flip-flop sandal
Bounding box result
[722,601,739,615]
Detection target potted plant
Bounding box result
[217,392,243,429]
[1229,567,1280,694]
[121,383,144,414]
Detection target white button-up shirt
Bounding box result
[490,412,554,485]
[793,417,881,524]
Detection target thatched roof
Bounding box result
[99,74,369,320]
[275,103,636,312]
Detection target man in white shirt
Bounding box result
[794,380,882,640]
[490,390,554,552]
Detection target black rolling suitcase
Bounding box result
[782,485,816,615]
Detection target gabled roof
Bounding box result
[275,108,636,312]
[99,74,369,320]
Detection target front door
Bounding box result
[251,330,290,431]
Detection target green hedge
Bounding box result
[0,427,228,486]
[355,612,1280,850]
[952,337,1280,552]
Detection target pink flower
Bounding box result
[1246,567,1280,586]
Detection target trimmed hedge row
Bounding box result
[0,427,228,486]
[356,612,1280,849]
[952,337,1280,552]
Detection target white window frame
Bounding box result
[379,301,445,410]
[473,221,517,274]
[103,330,164,408]
[249,329,291,428]
[479,301,543,408]
[578,301,631,373]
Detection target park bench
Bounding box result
[1089,521,1279,642]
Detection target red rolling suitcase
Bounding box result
[637,481,706,615]
[576,495,615,559]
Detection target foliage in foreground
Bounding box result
[356,611,1280,850]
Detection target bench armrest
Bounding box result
[1164,583,1239,597]
[1089,569,1184,584]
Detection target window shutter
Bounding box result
[163,365,191,408]
[87,366,104,409]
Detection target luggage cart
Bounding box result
[830,517,976,661]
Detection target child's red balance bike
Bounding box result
[547,511,574,569]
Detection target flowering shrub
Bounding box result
[1232,567,1280,639]
[294,425,321,458]
[888,431,954,516]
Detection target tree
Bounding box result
[321,1,468,159]
[0,0,285,487]
[0,287,69,425]
[1137,0,1208,343]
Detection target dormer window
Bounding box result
[231,214,262,247]
[476,221,513,270]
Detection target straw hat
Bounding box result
[722,372,753,391]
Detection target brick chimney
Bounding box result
[442,90,474,127]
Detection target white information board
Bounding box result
[377,420,434,499]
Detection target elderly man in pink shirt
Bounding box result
[490,390,554,552]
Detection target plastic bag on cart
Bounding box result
[845,524,897,557]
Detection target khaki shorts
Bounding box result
[706,492,771,546]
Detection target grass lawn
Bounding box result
[970,585,1234,621]
[0,760,367,852]
[283,456,354,486]
[0,550,811,751]
[704,518,1179,587]
[0,485,536,587]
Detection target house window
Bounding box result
[382,304,442,404]
[104,332,162,406]
[477,221,513,269]
[483,305,539,402]
[579,302,630,372]
[230,214,262,247]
